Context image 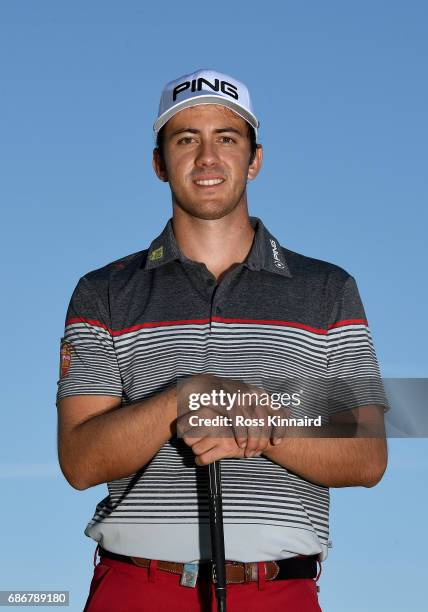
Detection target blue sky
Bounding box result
[1,1,427,610]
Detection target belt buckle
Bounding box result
[180,562,199,588]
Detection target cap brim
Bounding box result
[153,94,259,139]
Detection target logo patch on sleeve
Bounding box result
[60,340,72,378]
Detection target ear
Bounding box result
[152,148,169,182]
[247,144,263,181]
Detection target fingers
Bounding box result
[235,436,247,450]
[241,433,269,457]
[179,379,287,459]
[182,435,205,450]
[270,425,283,446]
[232,420,270,457]
[195,445,240,466]
[235,402,271,457]
[185,436,217,457]
[192,438,245,465]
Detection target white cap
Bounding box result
[153,68,259,140]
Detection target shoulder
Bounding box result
[84,248,147,281]
[74,248,149,300]
[282,246,352,289]
[280,246,361,315]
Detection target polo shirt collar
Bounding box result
[145,216,292,278]
[145,219,181,269]
[245,217,292,277]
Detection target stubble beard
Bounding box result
[171,183,248,221]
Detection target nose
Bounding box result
[195,140,219,168]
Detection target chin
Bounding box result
[172,188,247,221]
[174,199,241,221]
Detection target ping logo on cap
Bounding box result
[153,69,259,137]
[173,78,239,102]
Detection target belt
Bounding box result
[98,547,318,584]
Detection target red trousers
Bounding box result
[83,556,322,612]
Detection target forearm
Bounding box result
[263,428,388,488]
[59,387,177,490]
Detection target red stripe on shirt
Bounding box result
[65,316,368,336]
[65,317,211,336]
[327,318,368,330]
[211,317,328,335]
[66,317,111,332]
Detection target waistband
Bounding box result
[98,547,319,584]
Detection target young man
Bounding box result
[57,69,387,611]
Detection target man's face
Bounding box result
[152,104,262,220]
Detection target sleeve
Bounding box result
[326,275,388,414]
[56,276,123,402]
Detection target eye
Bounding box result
[177,136,195,145]
[219,136,235,144]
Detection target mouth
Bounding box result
[193,177,225,187]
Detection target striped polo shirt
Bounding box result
[57,216,384,563]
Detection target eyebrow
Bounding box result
[169,127,245,138]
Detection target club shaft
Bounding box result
[208,461,227,612]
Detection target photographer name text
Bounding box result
[187,414,322,427]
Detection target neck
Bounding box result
[172,201,255,281]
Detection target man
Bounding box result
[57,69,388,611]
